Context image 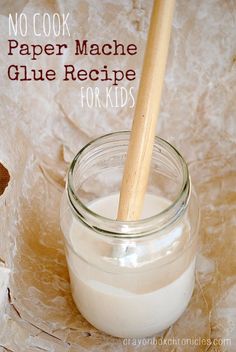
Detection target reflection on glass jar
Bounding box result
[60,131,199,338]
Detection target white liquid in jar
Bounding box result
[67,194,195,338]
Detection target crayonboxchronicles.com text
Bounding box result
[122,336,232,348]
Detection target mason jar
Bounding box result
[60,131,199,338]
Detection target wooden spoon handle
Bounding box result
[117,0,175,221]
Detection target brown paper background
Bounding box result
[0,0,235,351]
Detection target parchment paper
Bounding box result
[0,0,235,351]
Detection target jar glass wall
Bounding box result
[60,131,199,338]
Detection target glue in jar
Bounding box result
[60,131,199,338]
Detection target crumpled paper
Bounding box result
[0,0,236,351]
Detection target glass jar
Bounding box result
[60,131,199,338]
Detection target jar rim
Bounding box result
[67,131,190,238]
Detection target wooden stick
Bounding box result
[117,0,175,221]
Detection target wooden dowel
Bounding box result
[117,0,175,221]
